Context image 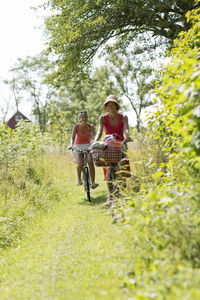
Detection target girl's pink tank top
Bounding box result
[74,124,91,145]
[104,113,124,141]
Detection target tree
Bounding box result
[3,74,21,111]
[47,66,121,135]
[42,0,199,84]
[0,78,16,123]
[9,55,58,132]
[104,47,157,131]
[48,49,157,136]
[149,2,200,171]
[0,96,13,124]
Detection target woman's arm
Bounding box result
[94,115,105,142]
[123,115,132,142]
[68,124,78,150]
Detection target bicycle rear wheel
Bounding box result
[83,166,91,202]
[109,165,119,197]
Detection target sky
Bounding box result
[0,0,45,120]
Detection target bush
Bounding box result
[111,3,200,297]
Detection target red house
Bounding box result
[7,111,29,129]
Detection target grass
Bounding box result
[0,151,135,300]
[1,141,199,299]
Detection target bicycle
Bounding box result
[106,140,130,204]
[72,148,91,202]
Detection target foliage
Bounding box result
[0,5,199,299]
[47,46,158,137]
[0,121,62,248]
[148,2,200,174]
[0,81,17,123]
[47,66,122,140]
[110,3,200,297]
[47,102,70,145]
[112,177,200,299]
[110,131,200,298]
[42,0,198,82]
[104,47,157,131]
[8,55,58,131]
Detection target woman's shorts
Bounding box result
[72,144,91,163]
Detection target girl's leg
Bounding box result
[74,152,83,184]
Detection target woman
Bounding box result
[68,111,98,189]
[94,94,132,204]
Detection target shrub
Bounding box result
[112,2,200,297]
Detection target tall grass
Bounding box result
[110,130,200,299]
[1,119,200,298]
[0,121,65,248]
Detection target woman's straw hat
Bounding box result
[103,94,120,111]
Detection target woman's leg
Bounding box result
[87,153,98,188]
[106,165,123,204]
[105,167,113,204]
[117,163,126,189]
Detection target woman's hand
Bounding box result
[125,136,132,142]
[68,145,72,150]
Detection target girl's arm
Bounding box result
[90,124,95,142]
[68,124,78,150]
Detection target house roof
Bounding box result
[7,110,29,129]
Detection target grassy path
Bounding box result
[0,154,133,299]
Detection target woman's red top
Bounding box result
[74,124,91,145]
[104,113,124,141]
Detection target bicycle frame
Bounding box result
[73,148,91,202]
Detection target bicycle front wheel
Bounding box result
[83,166,91,202]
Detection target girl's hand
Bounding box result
[68,145,72,150]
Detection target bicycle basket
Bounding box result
[91,148,106,166]
[92,139,122,167]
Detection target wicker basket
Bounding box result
[91,140,122,167]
